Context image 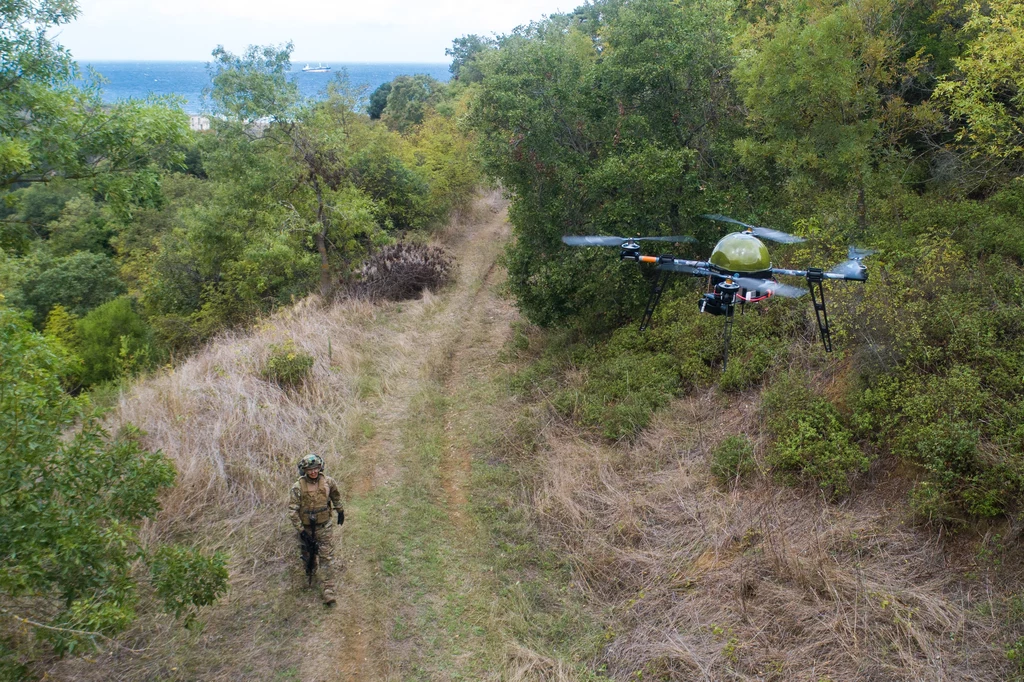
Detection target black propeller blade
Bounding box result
[702,214,806,244]
[732,276,807,298]
[827,246,875,280]
[562,234,696,247]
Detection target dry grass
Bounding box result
[45,190,512,681]
[524,388,1024,681]
[44,291,442,680]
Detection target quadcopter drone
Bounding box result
[562,214,875,369]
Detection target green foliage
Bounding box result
[42,304,83,388]
[45,195,118,256]
[261,340,315,388]
[934,0,1024,161]
[75,296,153,386]
[710,435,756,484]
[20,251,125,324]
[472,0,735,328]
[150,544,229,623]
[367,82,391,120]
[207,42,299,121]
[381,74,444,133]
[733,0,901,190]
[0,306,175,655]
[763,372,869,497]
[0,639,29,682]
[446,35,495,83]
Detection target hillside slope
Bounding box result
[45,192,570,681]
[45,192,1024,682]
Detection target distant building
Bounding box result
[189,115,210,131]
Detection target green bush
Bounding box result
[853,363,1024,523]
[261,340,314,388]
[554,325,682,440]
[710,435,756,484]
[763,372,869,497]
[150,544,229,624]
[75,296,153,387]
[0,307,183,660]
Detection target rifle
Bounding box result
[299,511,319,586]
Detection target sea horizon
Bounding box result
[79,60,452,114]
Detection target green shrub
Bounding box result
[710,435,756,484]
[261,340,315,388]
[0,307,187,661]
[42,305,83,389]
[150,544,229,624]
[554,325,682,440]
[75,296,153,387]
[853,365,1024,523]
[718,340,787,393]
[763,372,869,497]
[1007,636,1024,679]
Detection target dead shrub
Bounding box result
[351,241,454,301]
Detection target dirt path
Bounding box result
[301,194,517,681]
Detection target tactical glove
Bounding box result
[300,530,313,543]
[337,509,345,526]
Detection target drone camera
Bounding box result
[699,293,728,316]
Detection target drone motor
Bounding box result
[698,279,740,316]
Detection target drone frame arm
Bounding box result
[771,266,865,282]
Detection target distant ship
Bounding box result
[302,63,331,73]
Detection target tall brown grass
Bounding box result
[111,296,375,539]
[525,391,1019,680]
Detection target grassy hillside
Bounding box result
[504,323,1024,680]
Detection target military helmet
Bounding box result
[298,453,325,475]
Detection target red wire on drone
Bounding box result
[737,292,773,303]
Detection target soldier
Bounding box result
[289,453,344,605]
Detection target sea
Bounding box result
[80,61,452,114]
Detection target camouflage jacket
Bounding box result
[289,474,342,529]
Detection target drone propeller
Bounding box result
[732,276,807,298]
[826,246,875,280]
[702,214,806,244]
[562,234,696,247]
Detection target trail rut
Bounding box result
[301,193,516,681]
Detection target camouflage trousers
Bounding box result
[299,521,336,599]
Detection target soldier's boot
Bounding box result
[321,581,337,606]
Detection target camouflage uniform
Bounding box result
[289,472,343,603]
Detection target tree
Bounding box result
[381,74,443,133]
[471,0,734,327]
[20,251,125,324]
[732,0,909,226]
[935,0,1024,163]
[367,81,392,119]
[75,295,152,385]
[0,1,187,194]
[0,306,226,673]
[446,34,495,83]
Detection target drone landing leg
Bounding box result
[722,304,736,371]
[639,270,672,332]
[806,268,833,352]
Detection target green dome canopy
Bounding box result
[709,232,771,274]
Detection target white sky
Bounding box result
[57,0,565,62]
